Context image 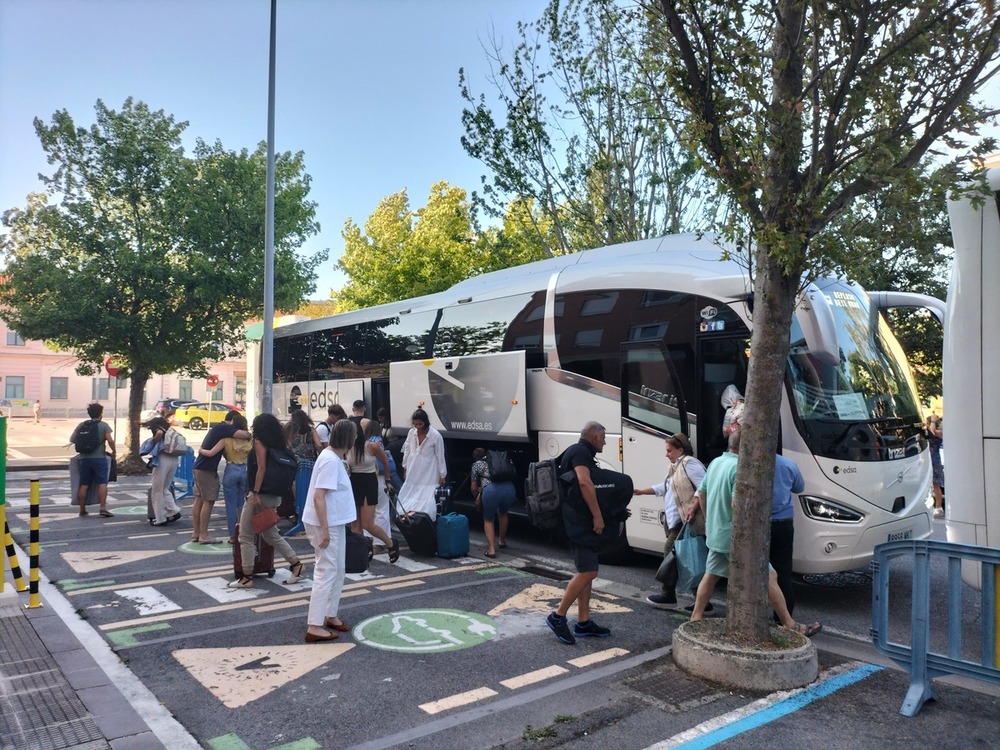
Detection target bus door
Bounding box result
[620,342,688,553]
[697,336,750,464]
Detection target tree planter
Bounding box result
[673,619,818,691]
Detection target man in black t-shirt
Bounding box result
[545,421,614,645]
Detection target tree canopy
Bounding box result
[0,98,325,463]
[652,0,999,643]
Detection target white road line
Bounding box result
[568,647,631,668]
[115,586,182,616]
[419,687,498,715]
[499,665,569,689]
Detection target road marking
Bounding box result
[354,609,497,653]
[174,644,355,708]
[116,586,182,616]
[419,687,498,715]
[488,582,632,617]
[392,557,438,573]
[376,580,425,591]
[500,665,569,689]
[61,549,173,573]
[105,622,172,648]
[568,647,630,668]
[178,540,232,555]
[251,588,369,614]
[189,577,264,603]
[644,662,884,750]
[13,511,81,523]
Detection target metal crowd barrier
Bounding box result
[871,539,1000,716]
[282,459,315,537]
[171,447,195,501]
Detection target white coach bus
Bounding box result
[944,166,1000,580]
[248,233,934,574]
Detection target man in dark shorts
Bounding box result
[70,402,115,518]
[546,421,613,645]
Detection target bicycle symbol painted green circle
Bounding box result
[354,609,497,653]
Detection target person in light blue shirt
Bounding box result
[771,453,804,615]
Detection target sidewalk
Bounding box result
[0,547,196,750]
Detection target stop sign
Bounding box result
[105,356,122,377]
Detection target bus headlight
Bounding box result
[800,496,864,523]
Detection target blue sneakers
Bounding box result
[574,619,611,638]
[546,612,576,645]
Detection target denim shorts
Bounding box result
[481,481,516,519]
[78,456,109,486]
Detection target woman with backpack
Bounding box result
[144,416,183,526]
[470,447,515,558]
[284,409,322,461]
[230,413,307,588]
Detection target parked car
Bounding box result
[173,402,243,430]
[140,398,198,423]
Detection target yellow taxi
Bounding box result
[172,402,243,430]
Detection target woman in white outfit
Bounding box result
[397,408,447,521]
[303,419,357,643]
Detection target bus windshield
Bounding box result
[787,280,923,460]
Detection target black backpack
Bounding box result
[525,457,570,530]
[486,449,516,483]
[73,419,102,454]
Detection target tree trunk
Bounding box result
[121,371,150,474]
[725,249,800,644]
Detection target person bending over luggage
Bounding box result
[470,448,514,558]
[347,413,399,563]
[230,413,307,588]
[302,419,358,642]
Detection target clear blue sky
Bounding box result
[0,0,547,298]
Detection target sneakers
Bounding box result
[646,592,677,608]
[933,507,944,519]
[683,602,714,613]
[546,613,576,645]
[574,619,611,638]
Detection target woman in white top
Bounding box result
[302,419,358,643]
[397,408,447,521]
[633,433,706,607]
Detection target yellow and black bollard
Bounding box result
[3,521,28,593]
[25,479,42,609]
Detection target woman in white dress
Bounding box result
[396,408,447,520]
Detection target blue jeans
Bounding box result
[482,480,516,519]
[222,463,248,538]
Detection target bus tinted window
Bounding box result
[434,292,544,357]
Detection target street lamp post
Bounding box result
[261,0,277,415]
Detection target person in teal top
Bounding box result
[686,429,822,638]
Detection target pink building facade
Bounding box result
[0,319,247,419]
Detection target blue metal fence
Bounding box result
[171,448,195,501]
[282,459,315,537]
[871,539,1000,716]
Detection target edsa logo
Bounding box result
[307,388,342,410]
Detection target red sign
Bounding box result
[206,374,219,388]
[104,356,122,377]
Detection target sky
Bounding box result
[0,0,547,298]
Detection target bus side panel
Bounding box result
[621,421,671,556]
[390,351,528,441]
[526,369,621,436]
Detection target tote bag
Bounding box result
[674,523,708,592]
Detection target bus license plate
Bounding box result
[888,530,912,542]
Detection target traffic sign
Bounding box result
[206,374,219,388]
[104,356,123,377]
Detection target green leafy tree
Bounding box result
[460,0,717,255]
[337,181,494,310]
[0,98,325,466]
[653,0,999,644]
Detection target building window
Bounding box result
[210,382,224,401]
[179,380,192,399]
[573,329,603,348]
[114,375,128,389]
[6,331,25,346]
[5,376,25,399]
[51,377,69,400]
[234,375,247,409]
[92,378,109,400]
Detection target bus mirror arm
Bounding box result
[796,283,840,366]
[869,291,946,326]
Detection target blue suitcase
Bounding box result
[437,512,470,558]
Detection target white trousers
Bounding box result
[305,523,346,627]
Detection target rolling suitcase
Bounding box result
[233,522,276,578]
[393,496,437,556]
[436,512,470,558]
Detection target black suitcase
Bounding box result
[233,522,276,578]
[393,496,437,556]
[345,526,370,574]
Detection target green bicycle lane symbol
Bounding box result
[353,609,497,653]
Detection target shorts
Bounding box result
[481,481,516,519]
[78,456,109,486]
[350,472,379,507]
[572,543,600,573]
[705,549,775,579]
[194,468,221,504]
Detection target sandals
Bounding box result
[324,618,350,632]
[484,551,497,559]
[287,561,306,583]
[794,621,823,638]
[388,541,400,564]
[99,510,114,518]
[228,576,253,589]
[305,630,338,643]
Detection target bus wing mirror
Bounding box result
[795,283,840,365]
[868,291,945,326]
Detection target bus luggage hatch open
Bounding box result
[390,351,529,441]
